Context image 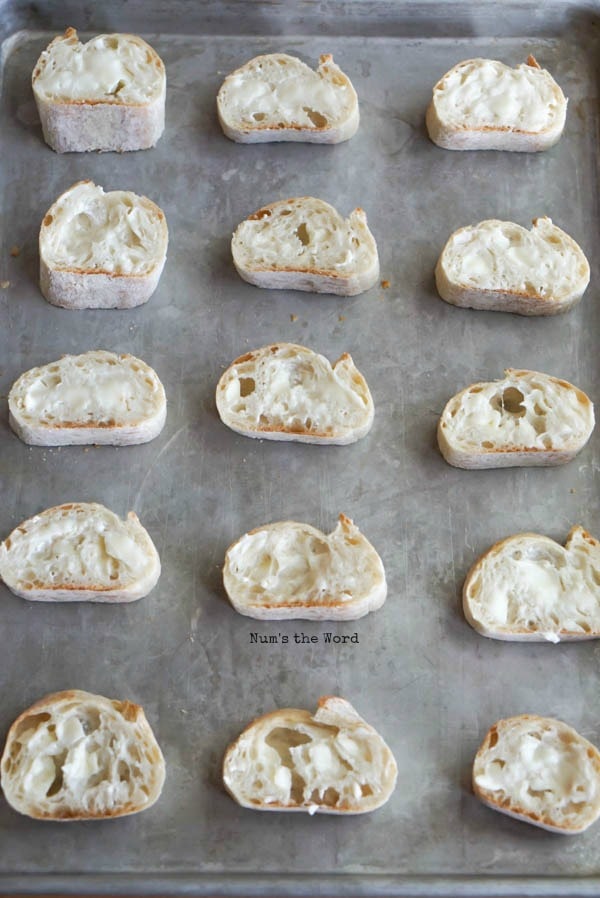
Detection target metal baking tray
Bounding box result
[1,1,600,894]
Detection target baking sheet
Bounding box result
[1,1,600,894]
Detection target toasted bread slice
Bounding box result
[436,218,589,315]
[9,350,166,446]
[473,715,600,833]
[1,690,165,819]
[426,56,567,151]
[231,197,379,296]
[438,369,594,469]
[216,343,373,445]
[0,502,160,602]
[464,527,600,642]
[39,180,168,309]
[32,28,165,153]
[223,696,397,814]
[223,514,386,620]
[217,52,359,143]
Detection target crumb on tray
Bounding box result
[381,279,390,289]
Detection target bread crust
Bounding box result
[231,197,379,296]
[223,514,387,620]
[217,53,359,144]
[435,218,589,315]
[216,343,374,445]
[427,56,567,152]
[32,28,166,153]
[222,696,397,814]
[0,690,165,819]
[438,369,594,469]
[473,715,600,832]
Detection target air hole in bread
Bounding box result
[481,440,494,449]
[295,223,310,246]
[253,112,266,121]
[265,726,312,768]
[43,214,53,227]
[469,386,484,394]
[488,730,499,749]
[109,79,126,96]
[302,106,328,128]
[500,387,526,417]
[239,377,256,398]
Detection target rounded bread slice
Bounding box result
[216,343,374,445]
[223,696,397,814]
[9,349,167,446]
[1,689,165,819]
[464,527,600,642]
[217,52,359,143]
[231,197,379,296]
[0,502,160,602]
[438,369,594,469]
[426,55,567,151]
[32,27,166,153]
[435,217,589,315]
[39,180,168,309]
[473,715,600,833]
[223,514,386,620]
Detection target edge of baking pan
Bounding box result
[1,0,600,40]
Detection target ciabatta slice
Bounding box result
[217,53,359,143]
[436,218,589,315]
[223,696,397,814]
[9,350,166,446]
[223,514,386,620]
[438,369,594,469]
[39,180,168,309]
[473,715,600,833]
[0,502,160,602]
[464,527,600,643]
[1,690,165,819]
[231,197,379,296]
[216,343,373,445]
[32,28,165,153]
[426,56,567,151]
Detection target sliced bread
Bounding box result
[473,715,600,833]
[32,28,166,153]
[9,350,166,446]
[217,52,359,143]
[438,369,594,469]
[1,690,165,819]
[231,197,379,296]
[39,180,168,309]
[464,527,600,642]
[436,217,589,315]
[223,696,397,814]
[223,514,386,620]
[216,343,374,445]
[0,502,160,602]
[426,56,567,151]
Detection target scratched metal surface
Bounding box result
[1,1,600,895]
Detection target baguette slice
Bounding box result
[231,197,379,296]
[436,218,589,315]
[438,369,594,469]
[473,715,600,833]
[464,527,600,643]
[216,343,373,445]
[9,350,166,446]
[1,690,165,819]
[0,502,160,602]
[223,514,386,620]
[40,180,168,310]
[32,28,166,153]
[426,56,567,151]
[217,53,359,144]
[223,696,397,814]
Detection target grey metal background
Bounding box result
[1,1,600,894]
